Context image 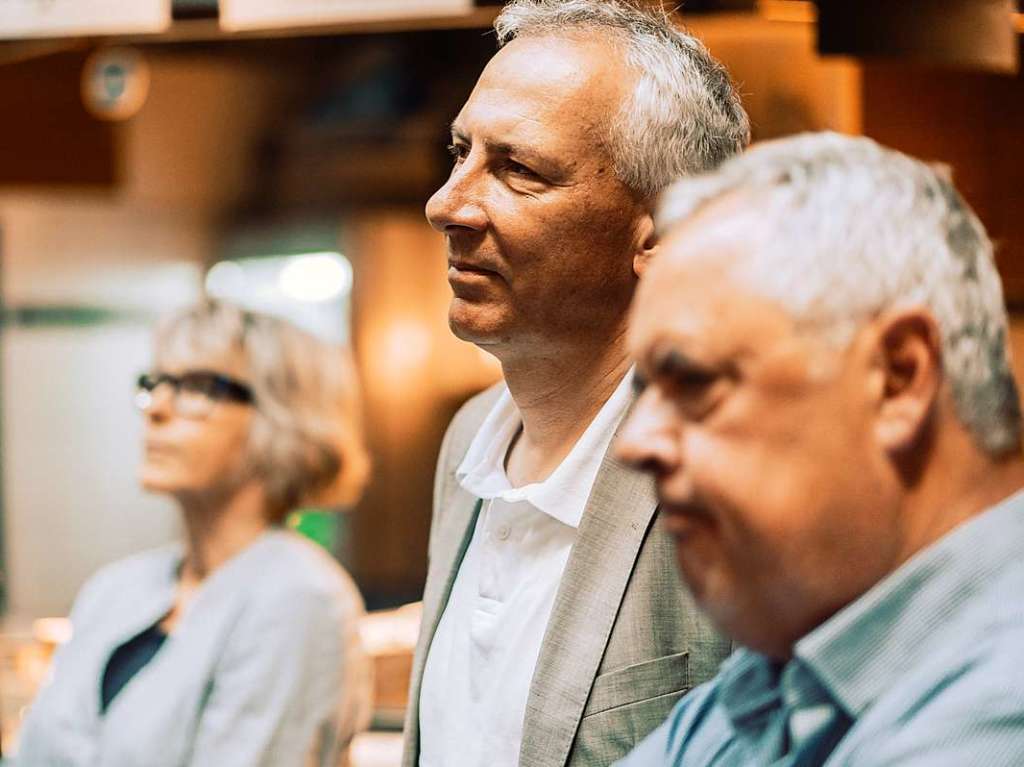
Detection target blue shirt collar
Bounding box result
[716,651,785,731]
[717,489,1024,730]
[795,488,1024,717]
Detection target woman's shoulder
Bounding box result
[70,543,181,620]
[241,530,364,616]
[93,541,179,584]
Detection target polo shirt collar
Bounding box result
[456,369,635,529]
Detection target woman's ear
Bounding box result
[871,309,944,453]
[633,213,658,278]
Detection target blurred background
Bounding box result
[0,0,1022,762]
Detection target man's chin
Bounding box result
[447,303,511,347]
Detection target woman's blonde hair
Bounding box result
[153,298,371,522]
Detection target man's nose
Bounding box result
[615,391,681,476]
[425,157,488,234]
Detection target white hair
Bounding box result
[155,299,371,520]
[494,0,750,199]
[657,131,1022,456]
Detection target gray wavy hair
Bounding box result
[657,131,1022,457]
[494,0,750,198]
[154,299,371,521]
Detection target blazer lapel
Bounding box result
[403,488,482,764]
[518,449,658,767]
[418,490,482,657]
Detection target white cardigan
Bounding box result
[17,530,372,767]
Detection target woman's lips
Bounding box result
[144,442,177,458]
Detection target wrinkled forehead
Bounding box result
[643,197,762,304]
[153,314,249,379]
[650,193,789,300]
[459,35,628,153]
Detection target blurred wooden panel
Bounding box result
[0,51,118,187]
[861,59,1024,302]
[818,0,1018,73]
[346,209,499,606]
[687,14,862,139]
[220,0,472,33]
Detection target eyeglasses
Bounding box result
[135,370,254,419]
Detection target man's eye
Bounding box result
[669,372,724,420]
[447,143,468,163]
[676,370,717,394]
[505,159,539,178]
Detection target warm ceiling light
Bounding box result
[278,252,353,303]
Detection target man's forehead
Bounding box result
[640,216,749,316]
[659,193,768,268]
[629,276,797,382]
[631,209,794,363]
[455,35,625,143]
[630,255,737,351]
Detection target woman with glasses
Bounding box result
[17,299,373,767]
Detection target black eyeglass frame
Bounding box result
[136,370,255,408]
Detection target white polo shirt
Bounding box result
[418,370,634,767]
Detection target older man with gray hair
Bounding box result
[616,132,1024,766]
[404,2,749,767]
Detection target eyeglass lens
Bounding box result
[135,371,253,417]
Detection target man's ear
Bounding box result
[633,213,658,278]
[871,309,943,453]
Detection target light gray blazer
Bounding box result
[402,384,731,767]
[17,530,372,767]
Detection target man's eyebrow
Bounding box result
[448,123,550,166]
[649,347,722,383]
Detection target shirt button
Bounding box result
[496,524,511,541]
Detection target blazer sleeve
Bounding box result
[186,585,353,767]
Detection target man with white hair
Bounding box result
[403,2,749,766]
[615,132,1024,766]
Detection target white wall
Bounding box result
[0,49,294,617]
[2,324,183,617]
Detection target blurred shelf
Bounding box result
[2,2,1021,55]
[759,0,815,23]
[108,8,497,44]
[172,0,217,19]
[144,8,498,42]
[0,6,499,56]
[763,2,1024,34]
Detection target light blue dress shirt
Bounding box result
[616,489,1024,767]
